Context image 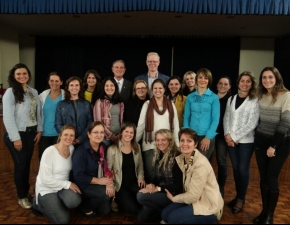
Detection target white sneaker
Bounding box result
[18,198,32,209]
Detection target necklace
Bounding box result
[55,144,70,159]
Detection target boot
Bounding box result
[218,174,227,198]
[253,185,268,223]
[259,191,279,224]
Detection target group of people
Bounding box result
[2,51,290,224]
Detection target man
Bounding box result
[112,60,133,103]
[134,52,170,95]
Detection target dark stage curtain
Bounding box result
[274,36,290,89]
[35,36,240,93]
[1,0,290,15]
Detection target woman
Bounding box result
[123,80,150,126]
[182,71,196,96]
[107,121,145,214]
[166,75,187,128]
[83,69,102,107]
[214,76,231,197]
[38,71,65,161]
[32,124,82,224]
[183,68,220,160]
[55,76,92,145]
[253,67,290,224]
[136,79,180,183]
[72,121,114,218]
[223,71,259,214]
[161,128,224,224]
[137,129,183,223]
[93,76,124,147]
[3,63,43,209]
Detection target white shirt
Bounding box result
[114,78,124,93]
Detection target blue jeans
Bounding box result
[38,136,58,161]
[228,142,254,200]
[137,192,172,222]
[142,149,155,183]
[4,131,35,199]
[33,190,82,224]
[197,136,215,160]
[161,203,217,224]
[80,184,111,214]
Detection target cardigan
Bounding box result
[174,94,187,129]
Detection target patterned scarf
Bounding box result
[145,96,174,143]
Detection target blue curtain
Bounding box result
[1,0,290,15]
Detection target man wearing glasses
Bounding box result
[134,52,170,96]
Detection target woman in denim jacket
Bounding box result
[3,63,43,209]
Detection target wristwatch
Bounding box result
[157,186,161,192]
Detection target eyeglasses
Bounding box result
[147,61,159,64]
[91,131,104,135]
[136,87,147,91]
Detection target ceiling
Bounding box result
[0,11,290,37]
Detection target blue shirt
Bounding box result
[183,89,220,139]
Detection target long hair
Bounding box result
[182,71,196,89]
[83,69,102,106]
[237,71,257,100]
[152,129,180,172]
[258,67,288,104]
[166,75,184,100]
[114,121,139,154]
[64,76,85,101]
[100,76,122,104]
[7,63,31,103]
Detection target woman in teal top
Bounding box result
[183,68,220,160]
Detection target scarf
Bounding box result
[145,95,174,143]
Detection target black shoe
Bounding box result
[32,207,44,217]
[83,211,97,219]
[227,198,237,207]
[231,199,245,214]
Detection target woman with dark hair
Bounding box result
[107,121,145,214]
[3,63,43,209]
[55,76,92,145]
[83,69,102,107]
[136,129,183,223]
[38,71,65,160]
[166,75,186,128]
[72,121,114,218]
[214,76,231,197]
[182,71,196,96]
[183,68,220,160]
[136,79,180,183]
[123,80,150,126]
[224,71,259,214]
[253,67,290,224]
[93,76,124,147]
[161,128,224,224]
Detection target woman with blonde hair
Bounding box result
[182,71,196,96]
[137,129,183,223]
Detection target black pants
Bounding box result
[4,131,36,199]
[254,135,290,192]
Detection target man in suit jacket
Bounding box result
[112,59,133,104]
[134,52,170,96]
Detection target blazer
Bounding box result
[174,94,187,128]
[119,78,133,104]
[107,141,144,192]
[134,72,170,87]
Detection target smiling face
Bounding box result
[168,79,181,96]
[48,75,62,91]
[185,74,195,88]
[88,124,105,144]
[146,54,160,73]
[59,129,75,146]
[121,127,134,143]
[217,78,231,94]
[152,81,165,98]
[155,133,170,153]
[238,75,252,93]
[14,68,30,86]
[87,73,97,88]
[135,82,148,100]
[112,62,126,80]
[68,79,81,97]
[197,73,209,89]
[179,133,197,157]
[261,70,276,92]
[104,80,116,97]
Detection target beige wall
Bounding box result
[239,38,275,79]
